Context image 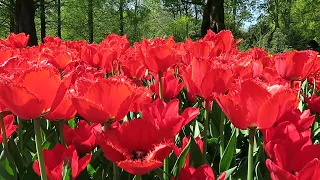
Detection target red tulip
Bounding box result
[181,58,233,101]
[267,150,320,180]
[45,91,76,121]
[304,94,320,114]
[0,115,17,143]
[129,86,153,112]
[120,48,146,79]
[150,70,185,101]
[5,33,29,48]
[71,76,138,123]
[33,143,92,180]
[64,120,101,154]
[142,99,199,137]
[274,50,318,81]
[175,164,215,180]
[0,47,13,64]
[92,48,117,71]
[41,50,72,70]
[140,37,184,73]
[264,123,311,171]
[97,118,174,175]
[0,64,62,119]
[266,159,297,180]
[216,80,298,129]
[173,137,203,167]
[100,33,130,57]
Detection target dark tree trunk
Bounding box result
[133,0,138,41]
[119,0,124,35]
[201,0,225,37]
[15,0,38,46]
[87,0,93,43]
[184,2,189,37]
[57,0,61,38]
[9,0,15,32]
[232,0,237,33]
[40,0,46,42]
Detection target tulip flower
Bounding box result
[45,91,76,121]
[142,99,199,137]
[4,33,29,48]
[0,64,62,120]
[97,118,174,175]
[274,50,318,81]
[174,164,216,180]
[140,37,185,73]
[150,70,185,101]
[216,80,298,130]
[71,76,139,123]
[304,94,320,114]
[181,58,233,101]
[33,143,92,180]
[64,120,101,154]
[0,114,17,144]
[173,137,203,167]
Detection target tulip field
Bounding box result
[0,31,320,180]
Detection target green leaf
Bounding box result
[8,138,25,174]
[87,164,96,175]
[67,118,76,129]
[255,162,264,180]
[221,166,237,179]
[219,129,236,173]
[62,159,71,180]
[21,163,40,180]
[207,138,219,144]
[189,136,203,168]
[0,148,17,180]
[154,169,165,180]
[171,139,191,177]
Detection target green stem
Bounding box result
[219,110,225,159]
[17,117,23,152]
[290,80,295,89]
[247,127,256,180]
[313,76,317,94]
[113,163,120,180]
[158,71,169,180]
[0,114,9,151]
[202,100,210,164]
[34,117,48,180]
[58,120,66,147]
[158,72,164,100]
[134,175,141,180]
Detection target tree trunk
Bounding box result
[15,0,38,46]
[184,2,189,37]
[201,0,225,37]
[133,0,138,41]
[119,0,124,35]
[40,0,46,42]
[232,0,237,34]
[57,0,61,38]
[274,0,279,28]
[87,0,93,43]
[9,0,15,32]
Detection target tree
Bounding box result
[15,0,38,46]
[40,0,46,42]
[201,0,225,36]
[57,0,61,37]
[88,0,93,43]
[119,0,125,35]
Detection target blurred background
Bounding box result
[0,0,319,52]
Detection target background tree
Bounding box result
[0,0,319,52]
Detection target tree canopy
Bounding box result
[0,0,319,52]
